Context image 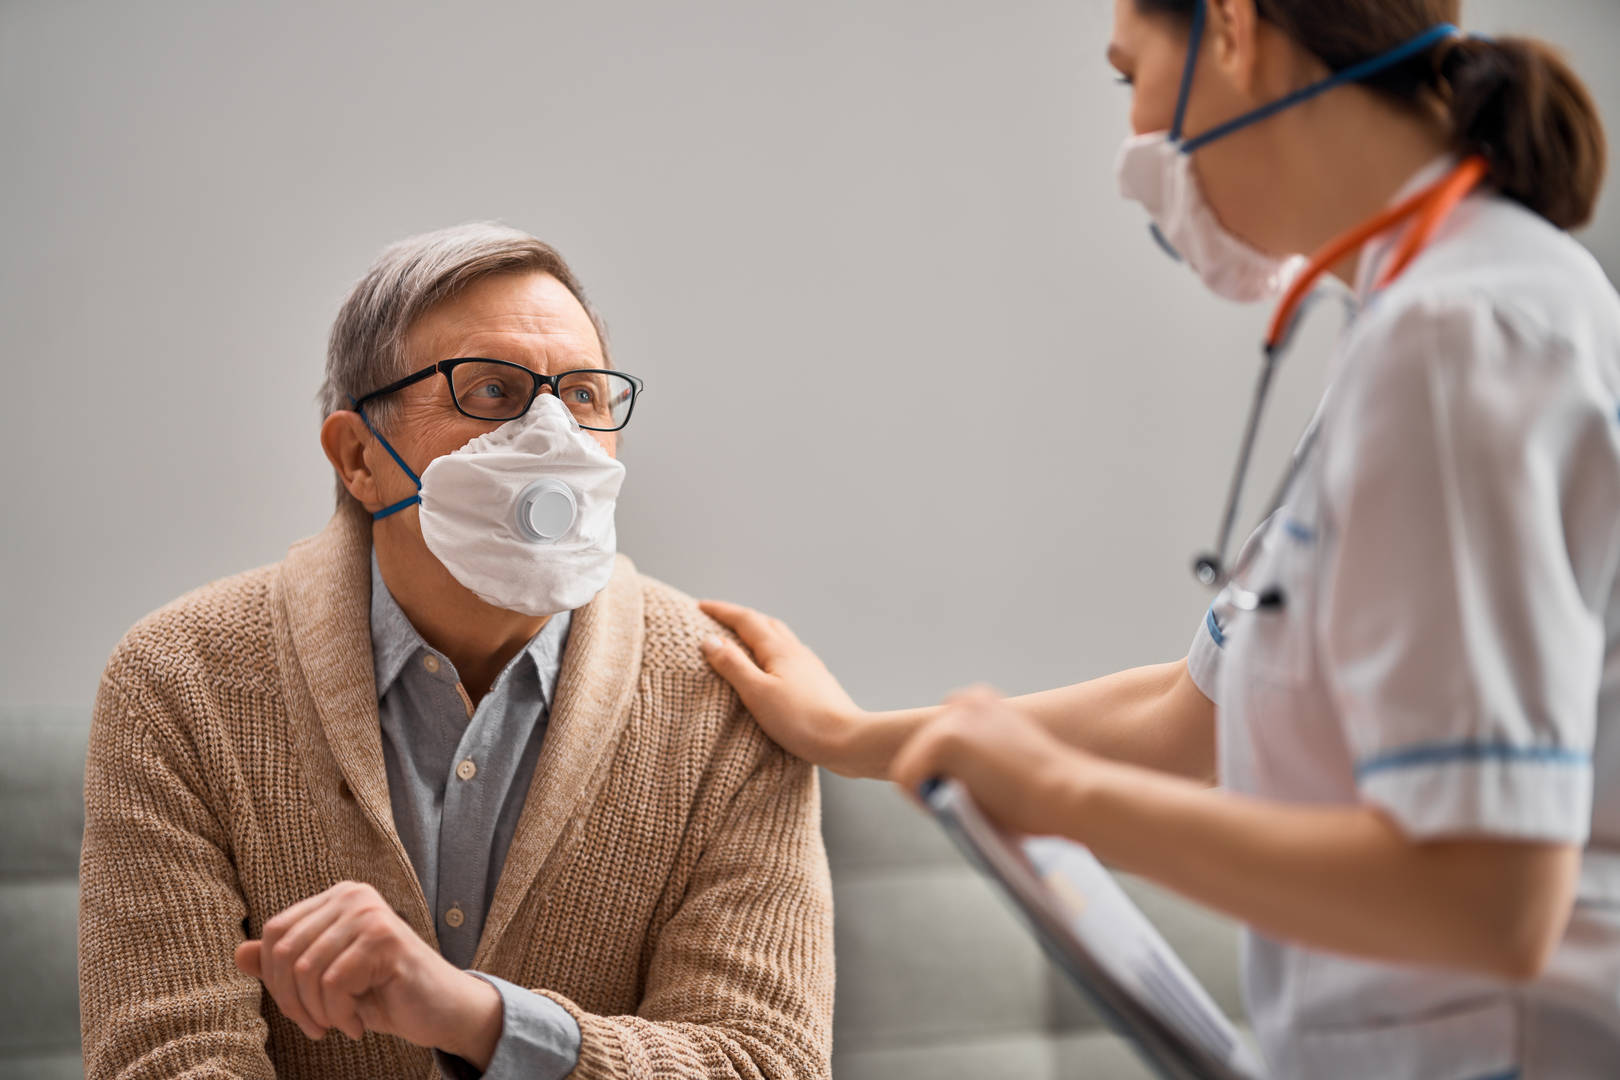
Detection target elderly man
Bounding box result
[78,223,835,1080]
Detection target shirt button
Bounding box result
[444,904,465,928]
[422,654,441,674]
[456,758,478,782]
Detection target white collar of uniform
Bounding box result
[1351,153,1460,304]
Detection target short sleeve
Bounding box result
[1187,515,1277,707]
[1187,603,1225,704]
[1317,295,1617,843]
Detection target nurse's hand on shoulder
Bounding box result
[890,685,1093,839]
[699,599,868,775]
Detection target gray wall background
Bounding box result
[5,0,1619,717]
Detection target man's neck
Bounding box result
[372,525,548,705]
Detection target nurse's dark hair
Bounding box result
[1134,0,1607,230]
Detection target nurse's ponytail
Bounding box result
[1434,35,1606,231]
[1134,0,1608,231]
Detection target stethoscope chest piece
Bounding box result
[1194,552,1286,612]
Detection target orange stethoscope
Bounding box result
[1192,155,1492,612]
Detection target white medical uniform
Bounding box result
[1188,157,1620,1080]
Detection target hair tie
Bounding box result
[1434,30,1491,86]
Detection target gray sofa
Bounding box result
[822,771,1246,1079]
[0,706,1243,1080]
[1,706,88,1080]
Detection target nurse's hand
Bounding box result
[698,600,871,776]
[890,684,1091,838]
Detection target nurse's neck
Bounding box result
[1276,87,1456,288]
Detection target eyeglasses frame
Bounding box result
[351,357,644,432]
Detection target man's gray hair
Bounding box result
[318,222,609,506]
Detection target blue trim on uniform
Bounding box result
[1469,1071,1520,1080]
[1204,606,1226,649]
[1282,518,1317,544]
[1356,740,1591,782]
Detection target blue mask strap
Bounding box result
[350,397,423,521]
[1170,0,1459,155]
[1168,0,1208,143]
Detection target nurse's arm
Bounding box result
[811,661,1213,782]
[700,601,1213,781]
[1062,757,1580,981]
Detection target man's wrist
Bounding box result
[438,969,505,1070]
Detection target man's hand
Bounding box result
[233,881,503,1069]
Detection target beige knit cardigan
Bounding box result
[79,502,835,1079]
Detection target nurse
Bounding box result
[699,1,1620,1076]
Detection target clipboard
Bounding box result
[922,778,1268,1080]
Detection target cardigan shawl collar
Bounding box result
[269,501,646,964]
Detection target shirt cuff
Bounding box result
[435,972,582,1080]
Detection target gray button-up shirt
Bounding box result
[371,552,580,1078]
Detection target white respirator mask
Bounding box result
[1112,0,1456,304]
[1116,131,1305,304]
[362,392,626,617]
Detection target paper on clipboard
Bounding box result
[923,778,1267,1080]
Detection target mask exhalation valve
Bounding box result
[514,479,577,544]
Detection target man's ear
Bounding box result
[1207,0,1263,97]
[320,410,383,511]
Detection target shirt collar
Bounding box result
[369,549,573,708]
[1352,153,1459,302]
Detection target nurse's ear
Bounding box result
[1206,0,1264,98]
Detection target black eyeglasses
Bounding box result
[352,358,644,432]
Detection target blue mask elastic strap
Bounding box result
[351,396,423,521]
[1168,0,1208,142]
[1170,1,1460,155]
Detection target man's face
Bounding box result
[364,270,618,519]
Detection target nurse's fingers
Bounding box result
[699,600,798,662]
[890,710,971,800]
[940,684,1003,709]
[700,633,769,694]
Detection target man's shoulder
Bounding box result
[103,561,284,704]
[631,568,739,678]
[622,567,806,766]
